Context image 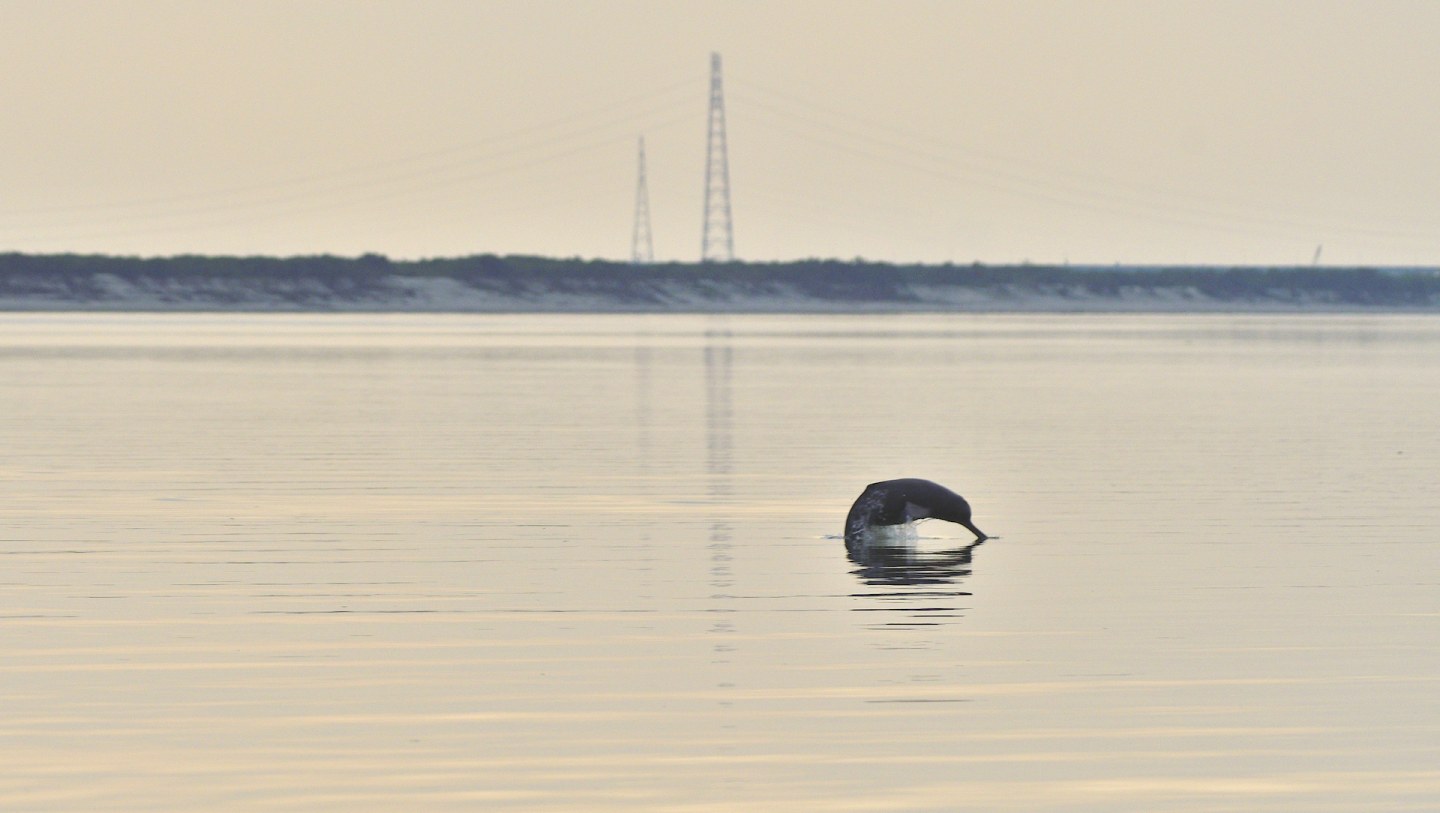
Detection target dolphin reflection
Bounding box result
[847,537,986,587]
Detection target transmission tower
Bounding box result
[700,52,735,263]
[631,136,654,265]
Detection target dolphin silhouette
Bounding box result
[844,478,987,549]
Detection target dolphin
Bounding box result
[844,478,987,549]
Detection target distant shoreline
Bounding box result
[3,252,1439,313]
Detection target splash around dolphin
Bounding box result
[844,478,988,550]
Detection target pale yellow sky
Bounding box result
[2,0,1438,265]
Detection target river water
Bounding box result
[3,312,1438,811]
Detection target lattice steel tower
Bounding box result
[631,136,654,265]
[700,52,735,262]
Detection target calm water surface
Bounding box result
[3,313,1438,811]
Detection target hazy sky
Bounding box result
[4,0,1440,265]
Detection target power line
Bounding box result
[5,88,699,249]
[2,77,702,221]
[728,74,1440,245]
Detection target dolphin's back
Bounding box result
[844,478,974,547]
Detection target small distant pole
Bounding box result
[1312,244,1323,266]
[701,52,735,263]
[631,136,654,265]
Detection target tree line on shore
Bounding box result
[1,251,1438,306]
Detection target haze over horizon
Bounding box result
[4,1,1439,267]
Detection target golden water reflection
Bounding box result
[3,313,1438,811]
